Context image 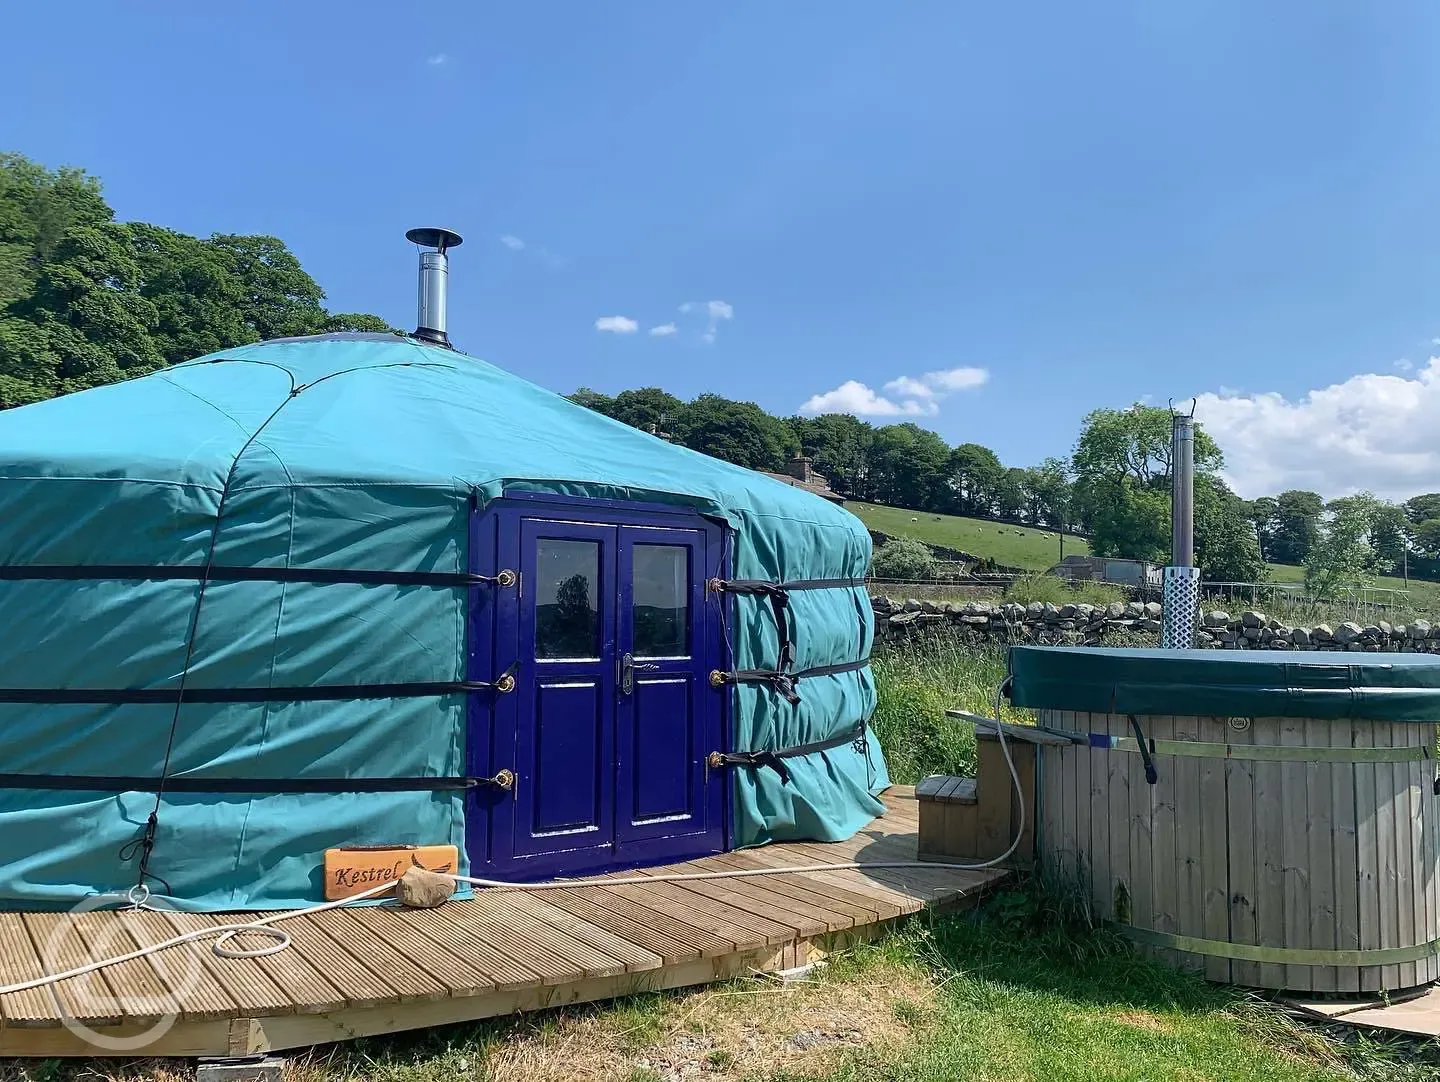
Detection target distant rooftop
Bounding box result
[761,456,845,505]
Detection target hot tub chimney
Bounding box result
[405,227,464,347]
[1161,403,1200,649]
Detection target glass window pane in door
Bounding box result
[535,539,600,659]
[633,544,689,657]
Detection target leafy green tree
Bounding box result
[0,154,389,408]
[1070,405,1222,562]
[994,467,1029,520]
[1246,496,1279,560]
[870,537,937,580]
[1368,500,1411,569]
[788,412,873,497]
[1020,457,1072,528]
[869,423,951,510]
[681,393,797,470]
[1195,476,1265,582]
[611,387,686,436]
[1404,493,1440,525]
[1413,519,1440,559]
[127,223,255,365]
[1071,405,1222,489]
[567,387,617,417]
[1305,493,1384,598]
[206,234,329,341]
[1268,490,1325,565]
[324,312,395,334]
[7,222,163,396]
[947,442,1005,516]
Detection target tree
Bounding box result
[1246,496,1279,560]
[127,223,256,365]
[206,234,329,341]
[1268,490,1325,565]
[1071,405,1222,489]
[1305,493,1384,598]
[1070,405,1222,562]
[1195,476,1265,582]
[0,154,389,408]
[788,412,873,497]
[7,222,163,397]
[611,387,686,436]
[1413,519,1440,560]
[869,423,951,510]
[947,443,1005,516]
[1021,457,1072,528]
[567,387,617,417]
[324,312,395,334]
[870,537,937,580]
[1368,500,1411,569]
[1404,493,1440,526]
[680,393,798,470]
[994,467,1029,520]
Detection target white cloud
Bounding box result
[595,315,639,334]
[680,299,734,343]
[802,364,991,418]
[1195,356,1440,500]
[426,53,452,67]
[499,234,526,250]
[799,380,938,418]
[649,323,678,337]
[883,376,937,399]
[1396,358,1413,372]
[922,366,989,392]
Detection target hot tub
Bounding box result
[1008,646,1440,994]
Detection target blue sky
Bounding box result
[6,3,1440,498]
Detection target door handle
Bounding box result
[620,652,634,696]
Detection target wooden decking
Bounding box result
[0,787,1007,1057]
[1287,986,1440,1038]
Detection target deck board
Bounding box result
[0,790,1006,1057]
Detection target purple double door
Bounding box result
[467,498,727,880]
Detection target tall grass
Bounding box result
[1003,572,1128,607]
[870,636,1032,784]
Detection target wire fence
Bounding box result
[1200,581,1414,623]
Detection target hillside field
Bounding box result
[848,502,1091,571]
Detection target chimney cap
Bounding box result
[405,227,464,252]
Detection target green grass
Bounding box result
[1002,572,1128,608]
[849,502,1090,571]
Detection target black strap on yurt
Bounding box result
[0,773,514,794]
[707,720,868,785]
[711,658,869,705]
[708,577,865,673]
[0,664,520,705]
[0,564,517,588]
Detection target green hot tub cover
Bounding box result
[0,333,889,910]
[1008,646,1440,722]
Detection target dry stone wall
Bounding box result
[872,595,1440,652]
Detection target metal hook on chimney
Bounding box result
[405,227,464,348]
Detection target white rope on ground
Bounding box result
[0,681,1023,998]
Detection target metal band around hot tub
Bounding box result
[1079,734,1431,764]
[1114,923,1440,967]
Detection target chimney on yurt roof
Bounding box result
[405,226,464,348]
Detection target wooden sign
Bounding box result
[323,844,459,900]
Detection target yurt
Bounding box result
[0,230,888,910]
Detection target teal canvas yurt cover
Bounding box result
[0,333,888,909]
